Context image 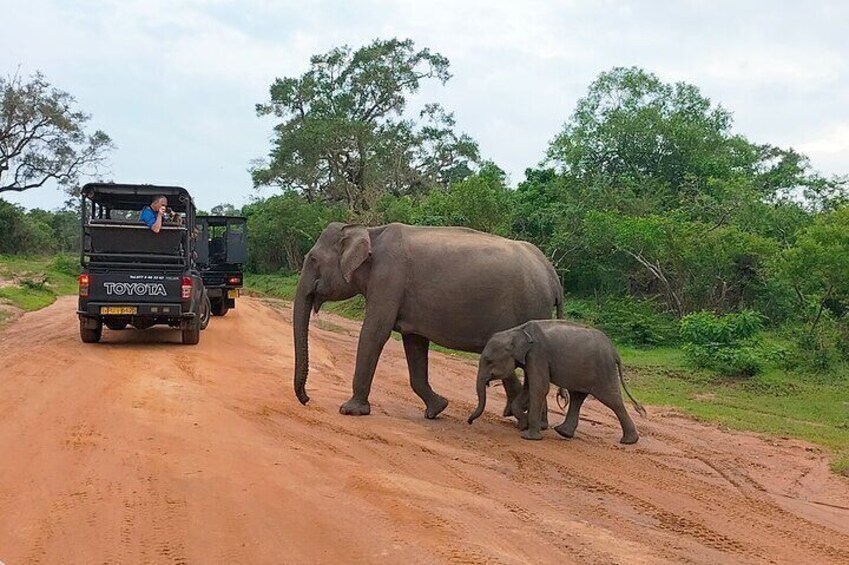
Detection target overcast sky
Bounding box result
[2,0,847,211]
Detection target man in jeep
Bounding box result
[140,195,169,233]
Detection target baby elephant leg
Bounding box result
[513,375,549,431]
[511,387,529,431]
[596,389,639,444]
[521,360,549,441]
[554,391,588,439]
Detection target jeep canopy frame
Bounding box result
[80,183,197,269]
[196,215,248,268]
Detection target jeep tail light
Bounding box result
[78,274,90,297]
[181,276,192,300]
[228,276,241,285]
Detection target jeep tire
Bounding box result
[200,292,211,330]
[182,315,200,345]
[80,319,103,343]
[211,297,229,317]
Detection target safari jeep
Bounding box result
[77,183,210,344]
[196,215,247,317]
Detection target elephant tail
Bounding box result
[616,357,647,418]
[554,277,564,319]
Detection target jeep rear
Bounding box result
[196,215,247,317]
[77,183,210,344]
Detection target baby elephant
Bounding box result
[468,320,646,443]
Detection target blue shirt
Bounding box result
[140,206,157,229]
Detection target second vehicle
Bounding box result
[196,215,247,317]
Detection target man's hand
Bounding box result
[151,206,166,233]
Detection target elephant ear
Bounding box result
[510,328,535,365]
[340,224,372,283]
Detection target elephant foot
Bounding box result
[502,402,514,418]
[515,415,529,431]
[424,394,449,420]
[554,423,575,439]
[521,429,543,441]
[619,432,639,445]
[339,398,371,416]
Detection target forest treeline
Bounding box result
[2,39,848,375]
[244,41,849,375]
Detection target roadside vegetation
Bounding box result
[245,273,365,320]
[3,40,847,472]
[0,255,79,313]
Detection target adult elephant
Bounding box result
[293,222,563,419]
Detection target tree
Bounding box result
[210,203,237,216]
[252,38,479,213]
[581,211,777,317]
[1,72,112,194]
[546,67,812,218]
[416,163,513,235]
[779,206,849,330]
[0,200,55,254]
[242,192,345,273]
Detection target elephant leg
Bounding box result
[596,389,639,444]
[512,376,548,431]
[501,372,523,418]
[402,333,448,419]
[554,391,588,439]
[521,360,549,441]
[512,384,528,431]
[339,304,396,416]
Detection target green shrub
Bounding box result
[564,296,678,347]
[679,310,770,376]
[595,297,679,347]
[777,316,849,373]
[50,255,80,278]
[680,310,762,344]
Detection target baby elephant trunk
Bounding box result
[468,375,489,424]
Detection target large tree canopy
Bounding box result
[252,38,479,213]
[546,67,818,217]
[0,72,112,194]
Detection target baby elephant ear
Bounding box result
[511,328,535,365]
[340,224,371,283]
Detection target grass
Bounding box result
[0,255,80,311]
[621,346,849,475]
[249,272,849,475]
[0,286,57,311]
[244,273,300,300]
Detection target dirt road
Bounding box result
[1,296,848,564]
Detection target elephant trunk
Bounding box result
[467,373,489,424]
[293,273,314,405]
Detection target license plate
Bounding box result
[227,290,239,299]
[100,306,137,315]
